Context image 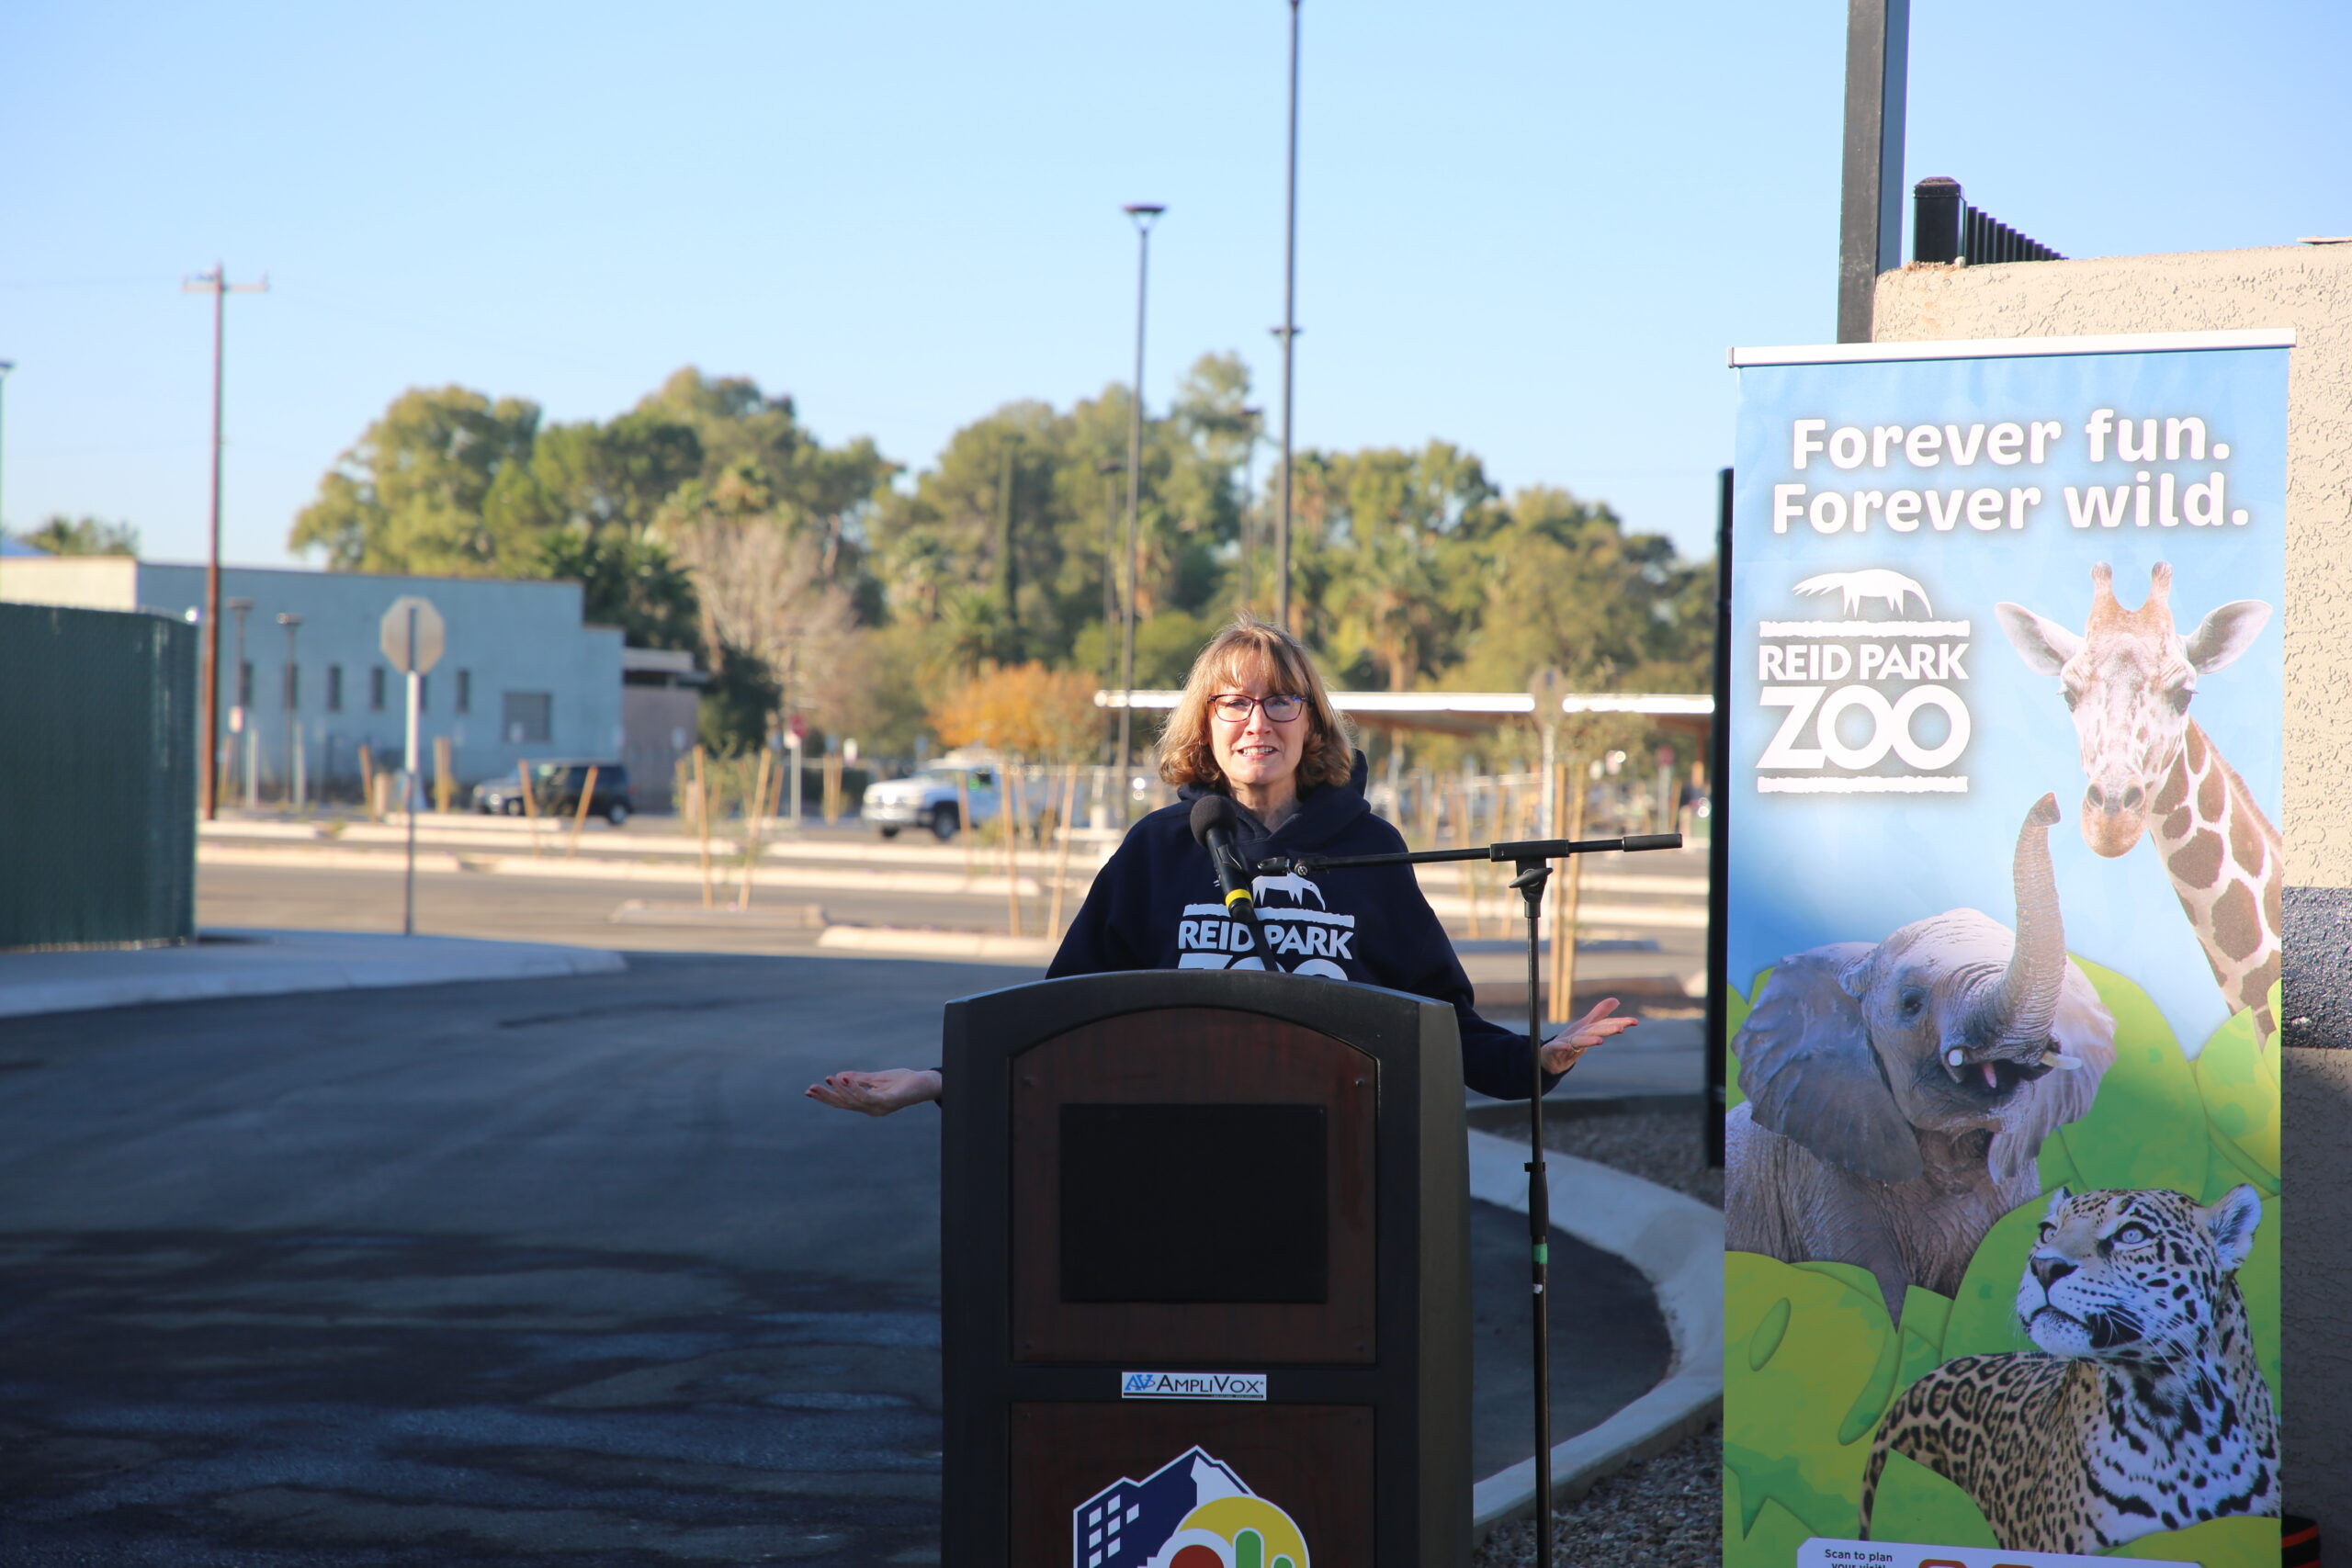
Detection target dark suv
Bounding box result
[471,761,633,825]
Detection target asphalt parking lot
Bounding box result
[0,949,1668,1565]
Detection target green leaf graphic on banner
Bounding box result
[2047,958,2209,1195]
[1860,1451,1996,1551]
[1937,1199,2044,1362]
[2106,1514,2279,1564]
[1746,1296,1790,1371]
[1836,1324,1904,1445]
[1894,1286,1952,1394]
[2195,1004,2279,1196]
[1722,968,1770,1112]
[1724,1252,1893,1559]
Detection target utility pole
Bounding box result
[184,265,268,820]
[1117,203,1165,788]
[1837,0,1909,343]
[1273,0,1302,633]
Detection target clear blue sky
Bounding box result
[3,0,2343,568]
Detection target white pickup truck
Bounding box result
[860,761,1012,840]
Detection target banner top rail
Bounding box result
[1728,326,2295,368]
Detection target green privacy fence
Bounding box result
[1,603,198,948]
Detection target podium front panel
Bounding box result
[944,970,1471,1568]
[1011,1005,1376,1364]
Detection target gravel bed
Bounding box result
[1470,1106,1724,1565]
[1536,1108,1724,1210]
[1473,1420,1723,1567]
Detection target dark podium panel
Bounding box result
[943,969,1471,1567]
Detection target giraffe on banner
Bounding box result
[1996,562,2281,1041]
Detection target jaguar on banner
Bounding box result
[1722,331,2290,1568]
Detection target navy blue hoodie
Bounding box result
[1047,752,1555,1101]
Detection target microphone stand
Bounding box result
[1259,829,1681,1564]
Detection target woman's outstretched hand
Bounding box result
[806,1067,944,1117]
[1537,997,1637,1077]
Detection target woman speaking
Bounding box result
[808,615,1634,1115]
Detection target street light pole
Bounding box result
[279,613,303,809]
[1274,0,1302,634]
[1117,203,1164,791]
[184,265,268,821]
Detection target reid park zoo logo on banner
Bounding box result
[1754,568,1974,795]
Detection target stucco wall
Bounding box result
[1878,245,2352,1536]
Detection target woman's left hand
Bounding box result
[1538,997,1638,1076]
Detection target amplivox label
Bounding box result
[1120,1371,1267,1401]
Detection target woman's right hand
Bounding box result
[806,1067,944,1117]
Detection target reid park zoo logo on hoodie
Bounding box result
[1176,867,1354,979]
[1754,568,1974,795]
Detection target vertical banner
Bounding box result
[1721,332,2289,1568]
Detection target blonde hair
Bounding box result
[1156,615,1355,792]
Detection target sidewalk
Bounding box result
[0,929,625,1020]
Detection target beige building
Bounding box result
[1872,239,2352,1535]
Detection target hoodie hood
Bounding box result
[1175,750,1373,863]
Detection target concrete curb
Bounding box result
[813,926,1057,964]
[0,930,626,1020]
[198,842,1056,899]
[195,840,1710,929]
[1463,1128,1724,1539]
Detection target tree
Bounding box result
[288,387,540,573]
[929,662,1101,761]
[23,515,137,555]
[664,475,862,752]
[533,529,700,652]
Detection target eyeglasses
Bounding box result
[1210,692,1306,724]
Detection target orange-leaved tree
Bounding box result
[928,662,1100,761]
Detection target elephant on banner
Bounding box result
[1726,794,2118,1317]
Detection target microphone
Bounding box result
[1188,795,1272,968]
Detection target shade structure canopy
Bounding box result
[1093,689,1714,740]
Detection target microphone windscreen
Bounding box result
[1188,793,1238,848]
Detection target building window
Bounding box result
[326,665,343,713]
[238,661,254,708]
[284,663,300,710]
[370,667,387,712]
[456,670,471,714]
[503,691,552,744]
[419,674,429,712]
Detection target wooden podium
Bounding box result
[942,969,1471,1567]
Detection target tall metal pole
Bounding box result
[184,265,266,820]
[1836,0,1910,343]
[1274,0,1301,632]
[1117,204,1164,788]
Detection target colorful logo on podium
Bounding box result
[1073,1446,1310,1568]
